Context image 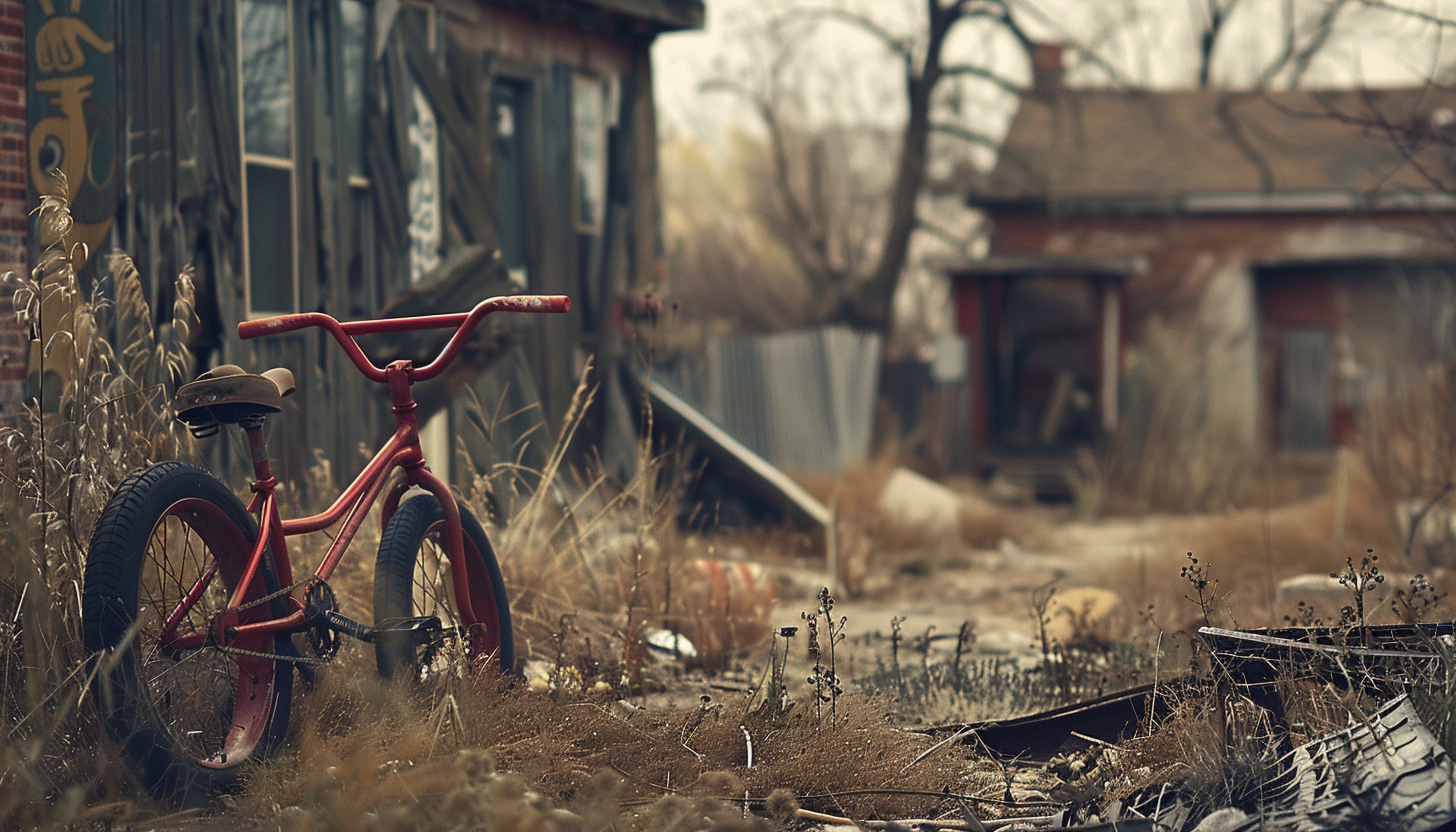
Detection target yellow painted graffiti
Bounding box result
[35,15,113,75]
[28,2,114,265]
[25,0,115,410]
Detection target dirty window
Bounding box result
[240,0,295,313]
[240,0,291,159]
[493,79,530,289]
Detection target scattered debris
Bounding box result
[1211,695,1456,831]
[637,377,831,532]
[643,629,698,662]
[878,467,964,538]
[935,683,1174,762]
[1200,623,1456,726]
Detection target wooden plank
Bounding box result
[398,14,494,244]
[641,378,831,532]
[1199,626,1446,660]
[528,62,577,428]
[628,50,657,290]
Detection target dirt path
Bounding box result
[766,512,1177,668]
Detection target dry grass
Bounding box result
[1361,364,1456,567]
[1109,693,1289,819]
[455,379,776,678]
[796,458,1032,594]
[236,662,990,830]
[1093,458,1404,630]
[0,189,200,826]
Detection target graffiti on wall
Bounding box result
[27,0,116,261]
[25,0,116,411]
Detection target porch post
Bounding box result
[1100,280,1120,434]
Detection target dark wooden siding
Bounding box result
[103,0,663,493]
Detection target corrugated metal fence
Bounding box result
[696,327,882,475]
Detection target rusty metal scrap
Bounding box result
[1210,694,1456,832]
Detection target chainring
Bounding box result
[303,580,341,662]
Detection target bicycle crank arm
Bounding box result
[323,611,443,646]
[322,610,375,642]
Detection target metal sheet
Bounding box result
[705,326,882,475]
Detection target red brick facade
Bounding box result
[0,0,22,424]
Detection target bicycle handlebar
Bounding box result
[238,295,570,383]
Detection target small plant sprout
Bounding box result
[889,614,907,698]
[1030,582,1058,660]
[951,620,975,688]
[1333,550,1384,631]
[753,626,797,719]
[1180,553,1220,627]
[802,587,846,728]
[1392,574,1447,624]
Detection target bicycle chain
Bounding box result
[203,576,319,665]
[216,641,330,666]
[232,575,311,615]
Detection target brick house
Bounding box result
[948,61,1456,480]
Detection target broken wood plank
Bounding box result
[638,376,830,532]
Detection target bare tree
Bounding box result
[705,0,1036,333]
[702,0,1380,336]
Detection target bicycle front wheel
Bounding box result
[82,462,293,806]
[373,495,513,680]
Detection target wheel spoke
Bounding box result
[134,506,258,762]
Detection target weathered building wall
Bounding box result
[9,0,687,489]
[988,211,1456,453]
[0,0,22,424]
[989,212,1447,325]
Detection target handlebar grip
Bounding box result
[239,314,321,339]
[493,295,570,314]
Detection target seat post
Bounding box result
[240,415,276,487]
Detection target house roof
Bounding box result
[976,86,1456,216]
[483,0,704,32]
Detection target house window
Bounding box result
[240,0,296,314]
[340,0,368,181]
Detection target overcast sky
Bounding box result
[653,0,1456,159]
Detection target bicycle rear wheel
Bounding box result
[83,462,293,806]
[373,495,513,680]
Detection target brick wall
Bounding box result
[0,0,22,425]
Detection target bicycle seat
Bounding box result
[174,364,296,435]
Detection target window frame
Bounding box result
[238,0,300,317]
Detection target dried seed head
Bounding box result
[765,788,800,822]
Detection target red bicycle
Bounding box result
[81,294,569,805]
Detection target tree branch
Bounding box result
[939,64,1027,95]
[1353,0,1456,28]
[772,7,912,56]
[698,78,838,291]
[1254,0,1356,88]
[929,121,1004,150]
[1009,0,1136,86]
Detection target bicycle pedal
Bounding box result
[372,616,444,645]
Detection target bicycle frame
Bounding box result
[158,295,569,654]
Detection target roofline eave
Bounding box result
[970,189,1456,218]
